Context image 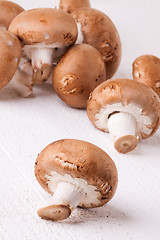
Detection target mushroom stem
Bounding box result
[52,182,85,210]
[18,58,33,77]
[37,182,85,221]
[31,47,55,84]
[75,22,84,44]
[108,112,138,154]
[10,69,33,97]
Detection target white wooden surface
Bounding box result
[0,0,160,239]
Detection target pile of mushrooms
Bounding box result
[1,0,160,222]
[0,0,121,104]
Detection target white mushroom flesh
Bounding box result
[95,103,154,138]
[31,47,55,70]
[51,182,85,211]
[23,43,68,71]
[108,112,138,142]
[46,171,101,208]
[75,22,84,45]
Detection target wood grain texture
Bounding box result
[0,0,160,239]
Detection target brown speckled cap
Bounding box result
[0,0,24,29]
[59,0,91,14]
[71,8,122,79]
[87,79,160,139]
[0,29,22,90]
[35,139,118,207]
[9,8,78,45]
[53,44,106,109]
[133,55,160,97]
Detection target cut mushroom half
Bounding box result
[9,8,78,84]
[54,0,91,14]
[71,8,122,79]
[53,44,106,108]
[87,79,160,154]
[0,29,21,91]
[35,139,118,221]
[133,55,160,97]
[0,0,24,29]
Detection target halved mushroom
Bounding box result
[54,0,91,14]
[133,55,160,97]
[71,8,122,79]
[87,79,160,154]
[35,139,118,221]
[53,44,106,108]
[0,0,24,29]
[9,8,78,84]
[0,29,22,90]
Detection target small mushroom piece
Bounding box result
[35,139,118,221]
[0,0,24,29]
[0,29,21,90]
[71,8,122,78]
[9,8,78,84]
[53,44,106,108]
[54,0,91,14]
[133,55,160,97]
[87,79,160,154]
[10,58,33,97]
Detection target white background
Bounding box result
[0,0,160,239]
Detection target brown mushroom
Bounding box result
[71,8,122,78]
[0,29,21,90]
[133,55,160,97]
[35,139,118,221]
[53,44,106,108]
[0,28,33,97]
[9,8,78,84]
[87,79,160,154]
[0,0,24,29]
[55,0,91,14]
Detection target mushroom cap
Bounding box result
[133,55,160,97]
[87,79,160,139]
[71,8,122,79]
[0,0,24,29]
[0,29,22,90]
[9,8,78,45]
[53,44,106,109]
[59,0,91,14]
[35,139,118,208]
